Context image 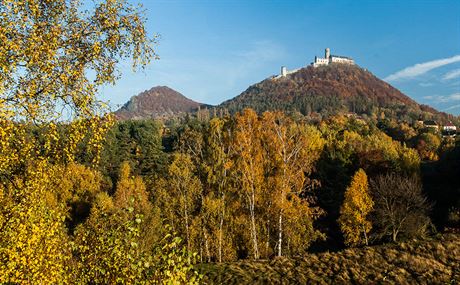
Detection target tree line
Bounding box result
[2,106,457,282]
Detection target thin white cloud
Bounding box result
[384,55,460,81]
[444,104,460,111]
[424,93,460,103]
[419,82,434,87]
[443,68,460,81]
[447,93,460,101]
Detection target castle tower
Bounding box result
[281,66,287,77]
[325,48,330,59]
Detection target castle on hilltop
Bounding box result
[275,48,355,79]
[312,48,354,67]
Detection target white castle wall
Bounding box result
[330,57,354,64]
[274,67,301,79]
[313,56,329,67]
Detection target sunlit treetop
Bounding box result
[0,0,157,122]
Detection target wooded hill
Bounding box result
[219,64,454,123]
[115,86,208,120]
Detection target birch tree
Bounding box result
[262,111,325,256]
[233,109,264,260]
[205,117,234,262]
[338,168,373,246]
[167,153,202,251]
[0,0,155,282]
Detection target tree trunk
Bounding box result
[218,216,223,263]
[204,230,211,262]
[278,212,283,257]
[218,192,225,263]
[266,203,271,256]
[278,152,287,257]
[249,190,259,259]
[266,220,270,255]
[184,205,190,251]
[362,224,368,246]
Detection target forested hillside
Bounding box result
[219,64,456,124]
[115,86,206,120]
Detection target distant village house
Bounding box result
[423,120,439,130]
[442,121,457,137]
[421,120,458,137]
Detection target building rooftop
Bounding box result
[424,120,437,126]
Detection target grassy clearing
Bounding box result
[199,233,460,284]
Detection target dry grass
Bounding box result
[198,233,460,284]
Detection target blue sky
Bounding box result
[100,0,460,115]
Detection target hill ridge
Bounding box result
[219,64,427,117]
[115,86,205,120]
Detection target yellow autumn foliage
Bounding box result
[0,164,71,284]
[0,0,156,282]
[338,168,374,246]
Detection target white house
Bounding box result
[423,120,439,130]
[442,121,457,136]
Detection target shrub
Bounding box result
[370,174,431,242]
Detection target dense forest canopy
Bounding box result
[94,110,459,260]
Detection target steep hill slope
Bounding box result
[220,64,443,120]
[115,86,205,120]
